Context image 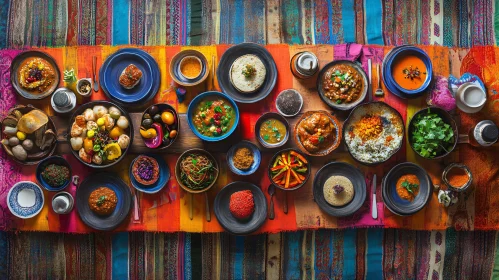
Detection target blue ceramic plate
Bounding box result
[36,156,72,191]
[213,181,267,235]
[187,91,240,142]
[313,162,366,217]
[217,43,277,103]
[382,162,432,216]
[226,141,261,176]
[76,173,132,231]
[100,48,160,106]
[129,154,171,194]
[7,181,44,219]
[382,45,432,98]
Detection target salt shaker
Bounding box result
[51,88,76,114]
[469,120,499,147]
[290,52,319,79]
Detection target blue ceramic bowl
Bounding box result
[100,48,160,106]
[226,141,261,176]
[36,156,72,191]
[7,181,45,219]
[187,91,240,142]
[129,154,171,194]
[384,45,433,96]
[382,162,432,216]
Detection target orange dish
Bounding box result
[395,174,420,201]
[391,54,427,90]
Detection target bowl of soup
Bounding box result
[255,112,290,148]
[187,91,239,141]
[385,46,433,95]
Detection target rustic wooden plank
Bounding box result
[51,112,349,155]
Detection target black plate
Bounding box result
[66,101,134,169]
[313,162,366,217]
[213,181,267,235]
[10,51,60,100]
[217,43,277,103]
[382,162,432,216]
[76,173,132,231]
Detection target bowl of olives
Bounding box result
[140,103,179,149]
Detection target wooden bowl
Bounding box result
[294,110,342,157]
[175,148,219,194]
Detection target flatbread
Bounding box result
[323,175,354,207]
[230,54,266,93]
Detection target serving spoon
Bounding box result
[267,184,275,220]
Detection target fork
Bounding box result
[375,64,384,97]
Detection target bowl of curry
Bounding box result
[11,51,60,100]
[294,111,342,156]
[317,60,368,110]
[385,46,433,95]
[187,91,239,142]
[382,162,432,216]
[254,112,290,148]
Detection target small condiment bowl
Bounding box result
[254,112,290,149]
[275,89,303,117]
[179,56,203,80]
[52,191,74,214]
[294,110,342,157]
[442,163,473,192]
[455,83,487,114]
[36,156,72,192]
[76,78,92,97]
[226,140,261,176]
[169,50,209,87]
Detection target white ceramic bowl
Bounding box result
[456,83,487,113]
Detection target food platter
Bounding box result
[10,50,60,100]
[313,162,366,217]
[99,48,160,106]
[213,181,267,235]
[217,43,277,103]
[76,173,132,230]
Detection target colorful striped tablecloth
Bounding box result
[1,44,499,233]
[0,0,497,49]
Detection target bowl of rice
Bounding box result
[343,102,404,165]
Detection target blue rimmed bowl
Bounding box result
[169,50,210,87]
[187,91,240,142]
[129,154,171,194]
[36,156,72,192]
[7,181,45,219]
[226,141,261,176]
[384,45,433,97]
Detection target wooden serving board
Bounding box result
[51,113,349,155]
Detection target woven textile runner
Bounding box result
[0,229,498,279]
[0,0,498,49]
[1,44,498,233]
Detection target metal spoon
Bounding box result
[267,184,275,220]
[92,56,99,92]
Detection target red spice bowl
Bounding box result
[36,156,72,192]
[267,148,311,191]
[442,163,473,192]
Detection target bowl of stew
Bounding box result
[187,91,239,142]
[254,113,290,148]
[317,60,368,110]
[294,111,342,156]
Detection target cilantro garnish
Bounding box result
[214,106,222,113]
[401,180,419,194]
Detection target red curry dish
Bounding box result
[88,186,118,216]
[296,112,338,154]
[322,63,365,104]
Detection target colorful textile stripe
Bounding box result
[2,44,499,233]
[1,229,499,279]
[1,0,498,48]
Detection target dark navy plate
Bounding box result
[217,43,277,103]
[213,181,267,235]
[76,173,132,231]
[100,48,160,106]
[36,156,72,192]
[313,162,366,217]
[226,141,261,176]
[129,154,171,194]
[7,181,44,219]
[382,162,432,216]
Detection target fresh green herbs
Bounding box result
[411,109,455,158]
[242,64,256,78]
[401,180,419,194]
[97,195,107,206]
[63,68,77,83]
[214,106,222,113]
